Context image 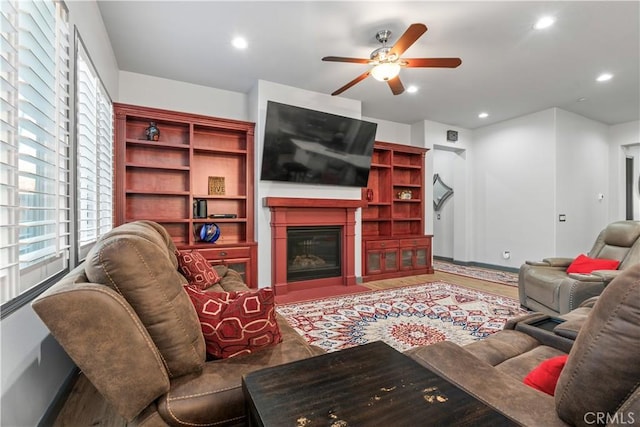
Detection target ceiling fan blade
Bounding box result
[389,23,427,58]
[403,58,462,68]
[322,56,370,64]
[387,76,404,95]
[331,70,371,96]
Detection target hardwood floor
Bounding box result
[52,271,519,426]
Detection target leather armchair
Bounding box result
[518,220,640,315]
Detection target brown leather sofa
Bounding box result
[32,221,324,426]
[519,220,640,315]
[406,262,640,426]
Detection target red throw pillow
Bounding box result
[566,254,620,274]
[175,250,221,290]
[523,354,569,395]
[183,286,282,359]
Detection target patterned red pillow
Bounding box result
[175,250,221,290]
[183,286,282,359]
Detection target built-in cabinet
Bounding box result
[114,103,257,287]
[361,141,433,281]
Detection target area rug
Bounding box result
[276,282,528,353]
[433,260,519,286]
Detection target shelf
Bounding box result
[192,218,247,223]
[126,139,189,150]
[362,140,431,281]
[193,146,247,155]
[193,194,247,200]
[126,162,190,171]
[115,103,257,286]
[126,190,189,196]
[392,163,421,169]
[370,162,392,169]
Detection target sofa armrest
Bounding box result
[32,282,170,421]
[567,272,605,281]
[504,312,549,330]
[542,257,574,267]
[591,269,621,285]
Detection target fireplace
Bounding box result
[265,197,366,295]
[287,226,342,282]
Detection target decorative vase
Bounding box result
[398,190,412,200]
[145,121,160,141]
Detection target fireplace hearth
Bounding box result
[287,226,341,282]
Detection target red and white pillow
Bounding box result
[183,286,282,359]
[175,250,221,290]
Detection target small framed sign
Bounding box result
[446,130,458,142]
[208,176,226,195]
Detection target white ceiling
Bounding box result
[97,1,640,129]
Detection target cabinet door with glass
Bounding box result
[365,240,399,275]
[400,238,432,271]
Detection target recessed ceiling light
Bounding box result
[478,112,489,119]
[534,16,555,30]
[231,36,248,49]
[596,73,613,82]
[406,86,418,94]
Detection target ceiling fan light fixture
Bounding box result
[371,62,401,82]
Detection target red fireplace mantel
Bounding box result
[264,197,366,295]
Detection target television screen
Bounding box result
[260,101,377,187]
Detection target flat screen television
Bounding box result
[260,101,378,187]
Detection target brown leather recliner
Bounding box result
[518,220,640,315]
[406,262,640,426]
[32,221,324,426]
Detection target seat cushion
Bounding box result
[85,221,206,378]
[156,316,324,426]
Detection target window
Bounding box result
[0,0,70,310]
[76,35,112,260]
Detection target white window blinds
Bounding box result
[76,38,112,259]
[0,0,70,305]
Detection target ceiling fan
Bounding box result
[322,23,462,96]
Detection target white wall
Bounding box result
[609,121,640,220]
[0,2,120,425]
[432,149,456,258]
[555,109,610,255]
[471,109,557,268]
[425,120,472,261]
[118,71,248,121]
[362,116,411,145]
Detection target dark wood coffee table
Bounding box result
[242,341,518,426]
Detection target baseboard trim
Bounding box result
[38,367,80,427]
[433,256,519,274]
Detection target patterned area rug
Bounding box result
[277,282,528,353]
[433,260,519,286]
